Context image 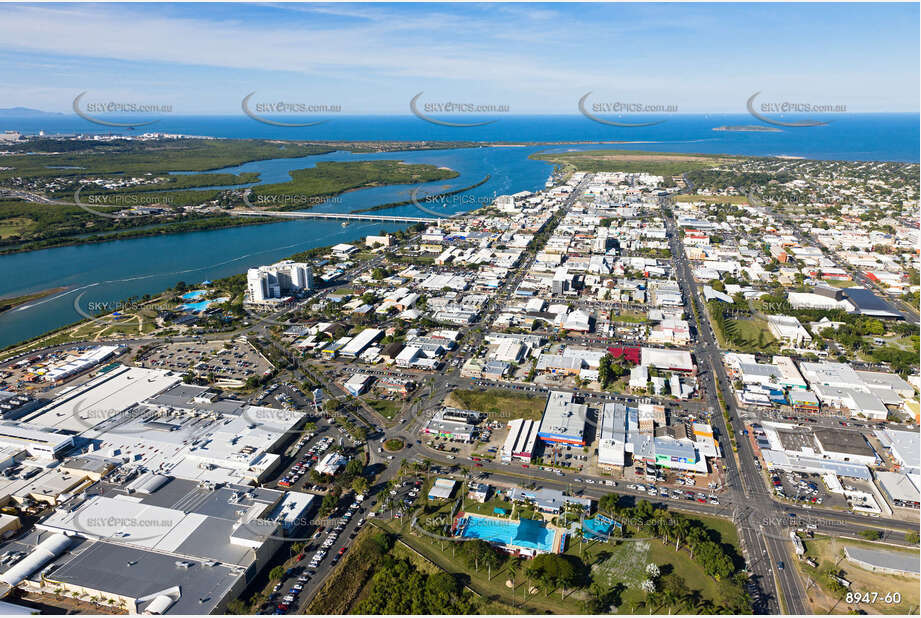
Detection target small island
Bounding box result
[713,125,782,133]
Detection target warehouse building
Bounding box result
[537,391,587,446]
[340,328,383,358]
[501,419,538,463]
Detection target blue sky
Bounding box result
[1,2,918,114]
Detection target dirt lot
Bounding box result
[799,536,920,615]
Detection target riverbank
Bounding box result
[0,286,69,315]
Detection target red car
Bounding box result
[474,463,483,467]
[521,464,529,468]
[338,546,347,555]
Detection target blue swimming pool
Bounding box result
[180,290,207,300]
[178,297,229,312]
[458,515,556,552]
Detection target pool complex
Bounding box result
[178,297,229,312]
[455,513,562,554]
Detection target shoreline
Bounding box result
[0,286,70,315]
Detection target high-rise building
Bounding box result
[246,260,314,302]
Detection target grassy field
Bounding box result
[445,388,547,421]
[591,539,725,613]
[530,149,735,176]
[0,216,32,239]
[367,398,401,419]
[610,310,648,324]
[799,536,919,615]
[824,278,857,288]
[721,317,781,353]
[676,194,749,204]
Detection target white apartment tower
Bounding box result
[247,260,314,302]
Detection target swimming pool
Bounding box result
[180,290,207,300]
[458,514,556,553]
[178,297,229,312]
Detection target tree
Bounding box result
[459,539,502,573]
[507,556,523,593]
[269,565,285,582]
[525,554,578,598]
[905,531,920,545]
[859,529,882,541]
[352,476,370,496]
[345,458,364,477]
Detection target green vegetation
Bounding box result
[444,388,547,421]
[0,138,339,182]
[597,497,743,582]
[355,554,479,614]
[707,299,781,354]
[381,496,745,615]
[383,438,405,451]
[530,149,735,176]
[0,286,68,314]
[685,168,796,193]
[0,139,460,254]
[0,197,273,254]
[752,293,919,373]
[598,353,633,389]
[109,171,259,192]
[251,160,459,210]
[367,398,401,419]
[305,529,394,614]
[675,194,749,204]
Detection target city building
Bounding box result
[501,419,538,463]
[247,260,314,303]
[537,391,587,446]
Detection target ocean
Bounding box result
[5,113,919,162]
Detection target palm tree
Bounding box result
[507,557,523,598]
[686,526,706,559]
[673,518,690,552]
